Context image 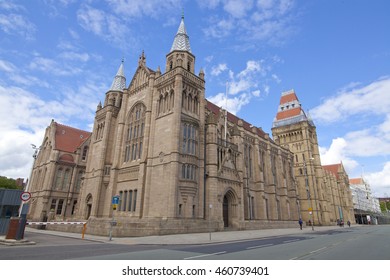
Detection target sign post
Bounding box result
[109,195,119,241]
[209,204,212,241]
[18,192,31,217]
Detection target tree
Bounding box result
[380,201,390,213]
[0,176,19,189]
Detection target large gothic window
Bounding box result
[124,103,146,162]
[182,123,198,155]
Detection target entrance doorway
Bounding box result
[223,196,229,227]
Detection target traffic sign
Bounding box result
[112,196,119,205]
[20,192,31,202]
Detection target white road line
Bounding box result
[246,244,274,250]
[310,247,327,254]
[184,251,227,260]
[283,239,301,243]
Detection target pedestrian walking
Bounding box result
[299,218,303,230]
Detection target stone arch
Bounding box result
[222,188,238,228]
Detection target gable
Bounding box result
[129,65,153,95]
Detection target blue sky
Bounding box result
[0,0,389,196]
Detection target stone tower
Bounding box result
[77,61,126,220]
[272,90,331,225]
[143,14,206,219]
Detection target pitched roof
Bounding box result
[322,163,342,179]
[280,91,299,104]
[170,15,192,53]
[349,178,364,185]
[275,107,302,120]
[273,89,314,128]
[54,122,91,153]
[206,100,267,138]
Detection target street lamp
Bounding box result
[18,144,40,217]
[303,161,314,231]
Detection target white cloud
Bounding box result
[201,0,297,45]
[224,0,254,18]
[313,77,390,160]
[197,0,221,9]
[237,60,264,78]
[211,63,228,76]
[59,51,90,62]
[314,77,390,197]
[29,56,82,76]
[207,59,276,115]
[208,92,251,115]
[272,73,281,83]
[0,74,106,178]
[319,138,359,172]
[365,162,390,197]
[203,18,235,38]
[0,60,16,72]
[257,0,274,10]
[77,5,135,50]
[0,13,36,40]
[106,0,182,18]
[311,76,390,124]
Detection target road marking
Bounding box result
[283,239,301,243]
[184,251,227,260]
[246,244,273,250]
[310,247,327,254]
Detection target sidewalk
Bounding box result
[2,225,354,246]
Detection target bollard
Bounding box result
[82,223,87,239]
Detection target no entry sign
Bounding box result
[20,192,31,202]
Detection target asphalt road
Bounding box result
[1,226,389,260]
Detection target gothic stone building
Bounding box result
[27,121,91,222]
[27,17,301,236]
[272,90,354,225]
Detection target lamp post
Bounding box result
[357,189,364,224]
[308,157,321,225]
[303,161,314,231]
[18,144,40,217]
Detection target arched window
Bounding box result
[75,170,84,191]
[182,123,198,156]
[82,146,88,161]
[55,168,63,189]
[124,103,146,162]
[62,168,71,190]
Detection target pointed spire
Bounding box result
[170,15,191,53]
[110,59,126,91]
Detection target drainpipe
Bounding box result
[203,124,207,219]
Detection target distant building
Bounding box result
[350,178,381,224]
[27,121,91,222]
[272,90,355,225]
[15,178,26,189]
